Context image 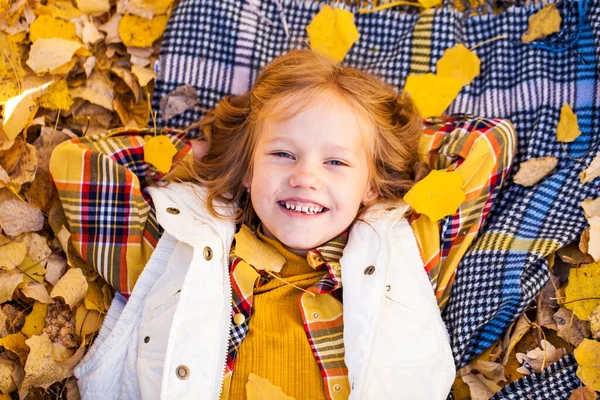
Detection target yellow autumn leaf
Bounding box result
[84,280,106,313]
[564,262,600,321]
[75,303,104,338]
[26,38,84,74]
[75,0,110,15]
[21,302,48,338]
[0,333,29,365]
[234,224,286,273]
[2,81,52,141]
[21,282,53,304]
[556,103,581,143]
[403,73,463,119]
[69,71,114,111]
[36,79,74,111]
[118,14,169,47]
[29,15,79,43]
[418,0,442,9]
[132,64,156,87]
[246,373,295,400]
[50,267,88,308]
[0,269,24,303]
[436,44,481,86]
[403,169,466,221]
[144,135,177,173]
[574,339,600,391]
[35,0,83,21]
[21,333,85,392]
[0,33,26,103]
[521,4,562,44]
[0,240,27,271]
[306,5,359,63]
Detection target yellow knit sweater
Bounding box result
[227,230,328,400]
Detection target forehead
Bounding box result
[259,93,372,153]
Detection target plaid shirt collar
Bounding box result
[222,224,350,399]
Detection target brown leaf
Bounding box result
[2,304,25,334]
[0,332,29,365]
[0,137,37,187]
[568,386,598,400]
[24,171,56,212]
[69,71,114,111]
[501,314,532,365]
[582,198,600,219]
[0,358,17,394]
[75,303,103,338]
[159,84,199,121]
[513,156,558,187]
[20,333,85,393]
[42,303,77,348]
[44,254,67,286]
[32,126,72,172]
[0,239,27,271]
[0,199,44,236]
[580,152,600,184]
[516,339,567,374]
[521,4,562,44]
[537,275,560,330]
[65,377,81,400]
[461,373,497,400]
[554,307,590,347]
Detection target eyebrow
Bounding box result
[265,137,359,157]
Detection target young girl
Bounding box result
[49,50,515,399]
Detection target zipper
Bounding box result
[216,253,233,399]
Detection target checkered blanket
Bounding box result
[151,0,600,397]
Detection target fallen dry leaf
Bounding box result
[556,103,581,143]
[0,240,27,271]
[403,73,463,119]
[461,373,497,400]
[132,64,156,87]
[568,386,598,400]
[44,254,67,286]
[144,135,177,173]
[537,275,560,330]
[585,217,600,262]
[516,339,566,374]
[0,138,38,186]
[580,152,600,184]
[2,304,25,334]
[75,303,103,338]
[29,15,78,43]
[20,333,85,393]
[246,373,295,400]
[403,169,466,221]
[582,198,600,219]
[159,84,199,121]
[118,14,169,48]
[98,12,122,44]
[20,282,53,304]
[306,5,359,64]
[0,359,17,394]
[513,156,558,187]
[436,44,481,86]
[25,38,83,74]
[0,269,24,303]
[0,332,29,365]
[554,306,590,347]
[50,268,88,309]
[21,302,48,338]
[521,4,562,44]
[36,79,74,111]
[564,262,600,321]
[69,71,115,111]
[574,339,600,391]
[74,0,110,15]
[234,225,285,273]
[42,303,77,348]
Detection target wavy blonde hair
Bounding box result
[184,50,426,227]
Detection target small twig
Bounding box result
[264,270,316,297]
[51,109,61,137]
[4,48,22,94]
[560,296,600,305]
[469,35,508,51]
[560,142,586,164]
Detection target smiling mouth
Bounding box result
[277,201,329,215]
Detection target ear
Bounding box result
[242,173,252,190]
[362,187,378,205]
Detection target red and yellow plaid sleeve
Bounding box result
[409,116,517,308]
[49,128,193,296]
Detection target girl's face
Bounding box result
[243,95,378,256]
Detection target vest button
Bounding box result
[364,265,376,275]
[144,336,150,343]
[233,313,246,325]
[166,207,180,215]
[176,365,190,380]
[203,246,213,260]
[333,384,342,392]
[312,312,319,320]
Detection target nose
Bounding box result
[289,163,321,190]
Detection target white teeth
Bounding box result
[281,201,324,214]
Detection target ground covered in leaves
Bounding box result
[0,0,599,399]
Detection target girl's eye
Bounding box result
[273,152,293,159]
[327,160,346,166]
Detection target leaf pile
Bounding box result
[0,0,172,397]
[1,1,599,399]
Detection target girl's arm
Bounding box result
[410,116,517,308]
[49,128,198,296]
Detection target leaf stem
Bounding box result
[469,35,508,51]
[358,0,423,14]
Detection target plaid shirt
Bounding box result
[49,115,515,399]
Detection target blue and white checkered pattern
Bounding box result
[152,0,600,397]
